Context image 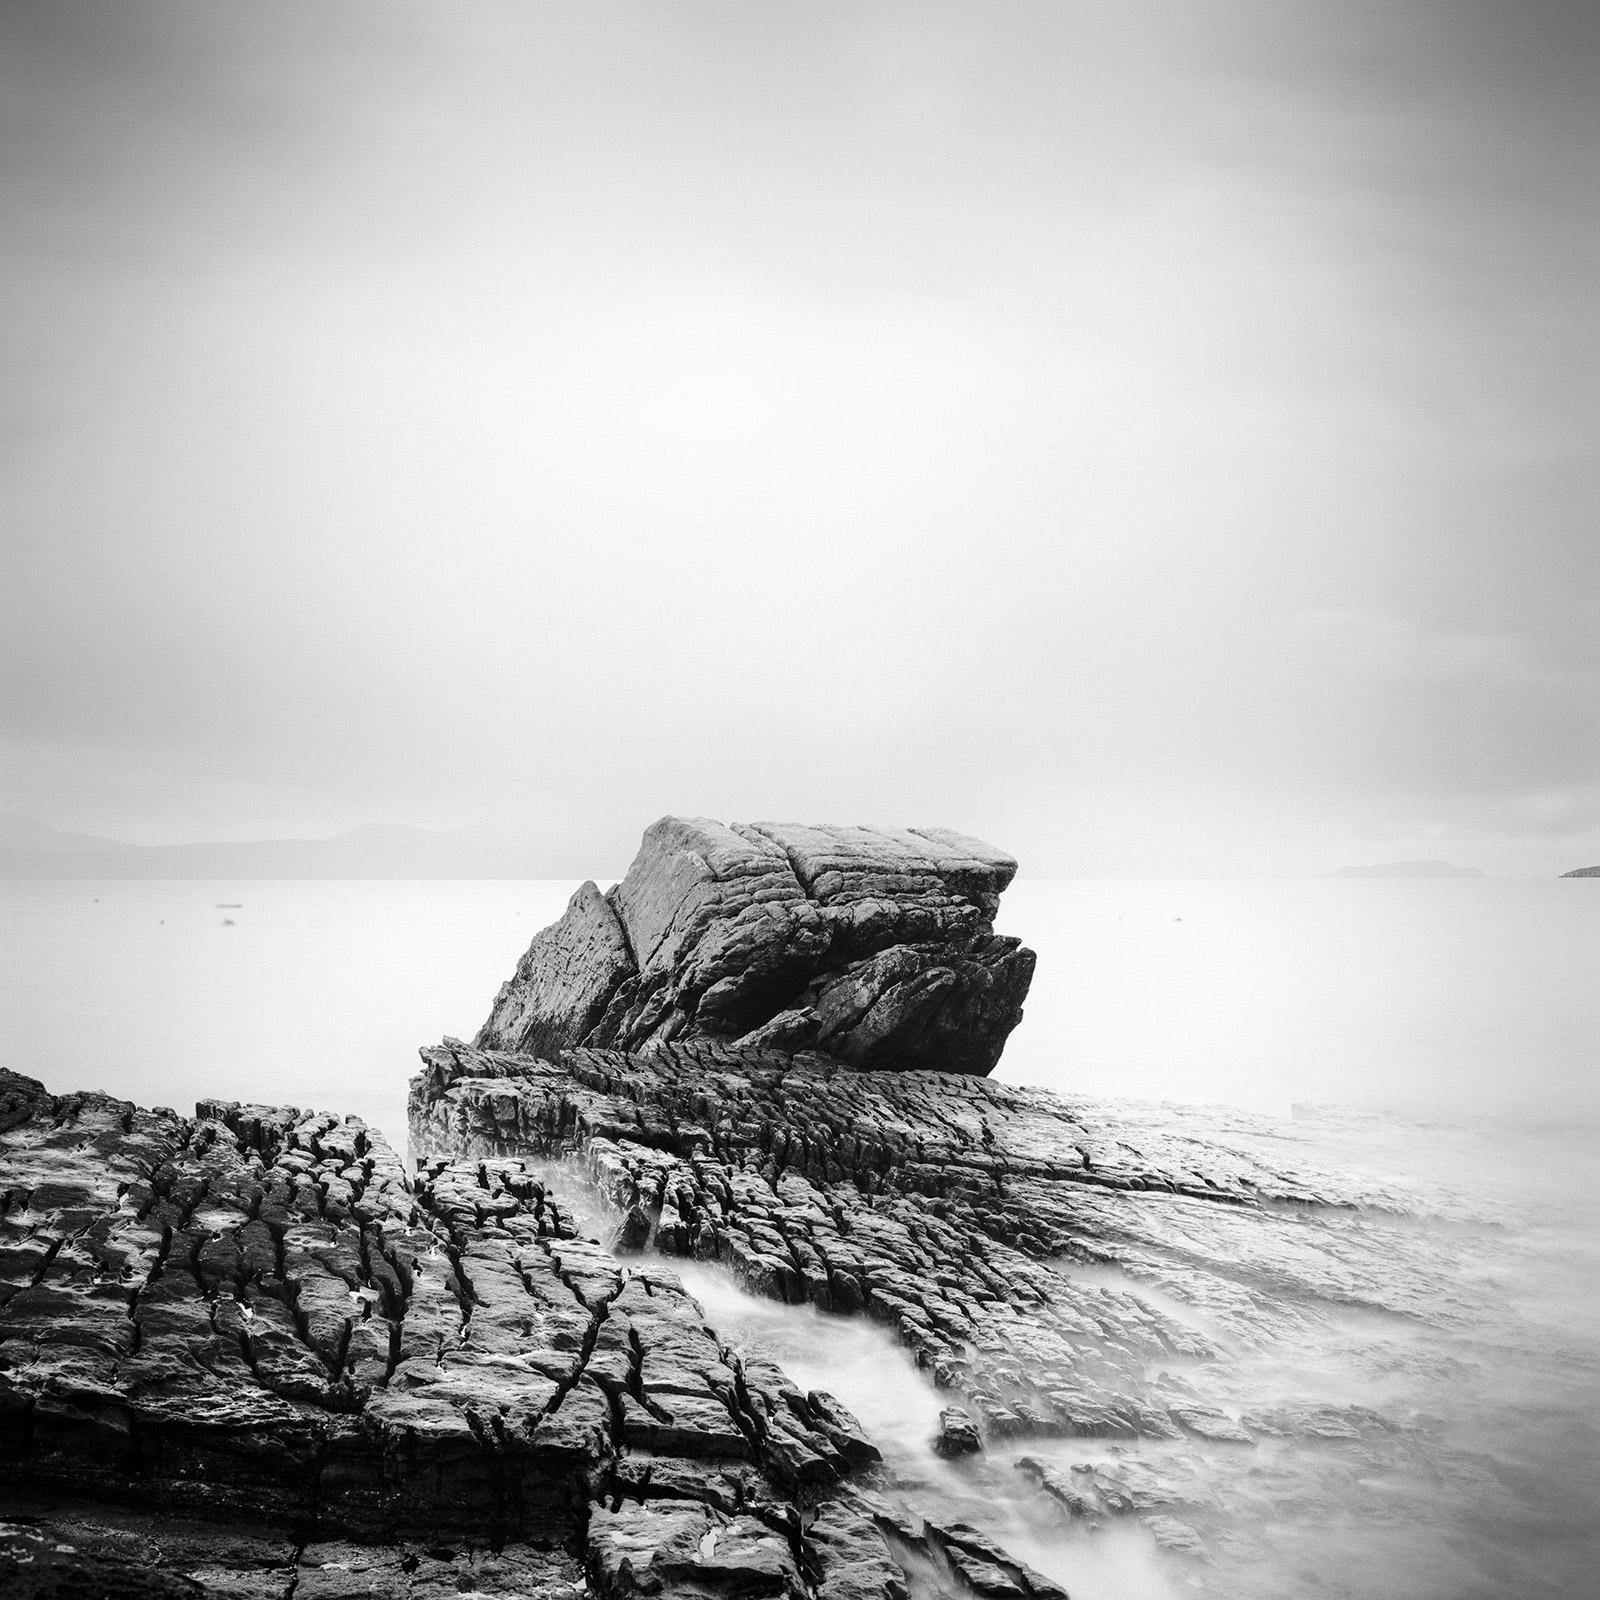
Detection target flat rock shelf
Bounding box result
[410,1039,1492,1584]
[0,1066,914,1600]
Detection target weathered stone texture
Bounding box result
[9,816,1523,1598]
[412,1040,1364,1450]
[0,1509,587,1599]
[410,1035,1498,1595]
[0,1067,901,1599]
[481,880,636,1063]
[475,818,1035,1075]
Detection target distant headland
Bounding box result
[0,814,586,879]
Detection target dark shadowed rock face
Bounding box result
[0,1067,906,1600]
[476,819,1035,1076]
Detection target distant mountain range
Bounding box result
[1325,860,1487,879]
[4,815,1584,879]
[0,815,576,879]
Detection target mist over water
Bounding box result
[668,1114,1600,1600]
[997,878,1600,1128]
[671,1258,1183,1600]
[5,877,1595,1142]
[2,876,1597,1595]
[0,877,586,1145]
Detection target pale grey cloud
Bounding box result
[2,1,1595,873]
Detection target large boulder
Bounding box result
[476,818,1036,1075]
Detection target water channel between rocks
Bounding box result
[512,1103,1600,1600]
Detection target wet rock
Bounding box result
[0,1518,205,1598]
[0,1071,613,1539]
[1141,1514,1209,1559]
[408,1021,1507,1599]
[0,1068,904,1600]
[807,1493,908,1600]
[587,1502,802,1599]
[480,879,636,1062]
[410,1037,1400,1460]
[923,1520,1070,1600]
[613,1201,653,1254]
[1012,1458,1102,1523]
[1169,1406,1255,1445]
[0,1504,591,1599]
[474,818,1035,1075]
[933,1406,984,1458]
[808,1390,882,1465]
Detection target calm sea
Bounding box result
[3,877,1593,1143]
[3,877,1597,1598]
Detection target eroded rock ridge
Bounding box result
[413,1040,1411,1450]
[0,1067,927,1600]
[410,1041,1506,1598]
[476,819,1035,1076]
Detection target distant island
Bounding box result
[0,814,595,879]
[1326,860,1487,879]
[1561,865,1600,878]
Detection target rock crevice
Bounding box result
[0,1067,900,1598]
[476,818,1035,1076]
[5,819,1497,1600]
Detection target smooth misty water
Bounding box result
[668,1257,1186,1600]
[3,877,1598,1597]
[5,878,1596,1144]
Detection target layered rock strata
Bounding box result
[7,813,1519,1599]
[0,1067,930,1600]
[476,819,1035,1075]
[411,1041,1404,1450]
[411,1040,1499,1591]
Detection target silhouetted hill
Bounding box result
[0,813,126,854]
[0,817,575,878]
[1561,865,1600,878]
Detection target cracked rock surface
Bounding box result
[476,818,1035,1075]
[9,820,1572,1599]
[411,1040,1530,1596]
[412,1041,1458,1450]
[0,1067,914,1600]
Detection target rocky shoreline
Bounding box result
[0,1065,928,1598]
[0,820,1545,1598]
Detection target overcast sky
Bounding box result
[3,1,1596,875]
